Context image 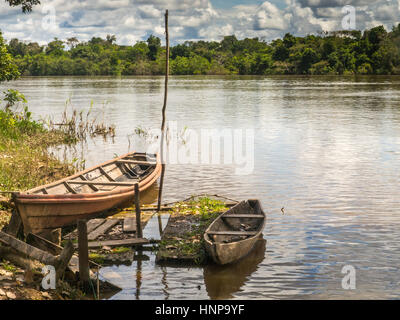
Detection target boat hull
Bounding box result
[205,234,263,265]
[15,152,161,235]
[204,200,266,265]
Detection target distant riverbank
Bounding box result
[7,25,400,77]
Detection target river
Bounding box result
[2,75,400,299]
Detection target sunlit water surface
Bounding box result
[2,75,400,299]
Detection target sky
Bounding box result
[0,0,400,45]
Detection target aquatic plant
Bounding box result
[46,100,116,141]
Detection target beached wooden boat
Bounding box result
[204,199,266,265]
[14,152,161,235]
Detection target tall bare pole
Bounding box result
[157,9,169,211]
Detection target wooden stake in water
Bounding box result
[135,183,143,238]
[157,9,169,211]
[77,220,90,290]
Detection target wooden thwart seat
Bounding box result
[67,180,138,187]
[79,175,99,191]
[116,160,156,166]
[63,182,77,194]
[222,214,264,219]
[98,166,115,181]
[207,230,258,236]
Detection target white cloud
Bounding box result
[0,0,399,45]
[254,2,290,30]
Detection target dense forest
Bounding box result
[4,24,400,76]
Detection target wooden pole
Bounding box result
[135,183,143,238]
[77,220,90,290]
[157,9,169,211]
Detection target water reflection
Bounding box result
[204,239,266,300]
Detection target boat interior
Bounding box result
[29,153,157,195]
[206,200,265,243]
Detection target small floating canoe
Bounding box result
[204,199,266,265]
[14,152,161,235]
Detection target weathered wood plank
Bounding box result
[123,218,136,233]
[63,182,77,194]
[6,210,22,237]
[68,180,137,187]
[141,206,172,212]
[84,238,150,248]
[86,219,108,234]
[26,233,63,255]
[25,233,99,278]
[55,240,74,279]
[117,160,156,166]
[87,219,119,241]
[79,175,99,191]
[99,166,115,181]
[207,231,258,236]
[64,219,106,239]
[222,214,264,219]
[0,230,56,266]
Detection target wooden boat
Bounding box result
[14,152,161,235]
[204,199,266,265]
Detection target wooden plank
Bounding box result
[85,238,150,249]
[86,219,108,234]
[78,220,90,287]
[123,218,136,233]
[0,230,56,266]
[63,182,77,194]
[79,175,99,191]
[25,233,99,278]
[141,206,172,212]
[222,214,264,219]
[55,240,74,280]
[26,233,63,255]
[207,231,258,236]
[87,219,119,241]
[98,166,115,181]
[117,160,156,166]
[68,180,137,187]
[6,210,22,237]
[64,219,106,239]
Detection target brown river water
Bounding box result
[2,75,400,299]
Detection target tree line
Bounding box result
[4,25,400,76]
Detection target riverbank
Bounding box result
[0,108,75,193]
[0,107,87,300]
[0,107,76,225]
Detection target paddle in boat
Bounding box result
[14,152,161,235]
[204,199,266,265]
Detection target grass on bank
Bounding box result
[0,106,77,229]
[0,107,76,193]
[157,197,228,265]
